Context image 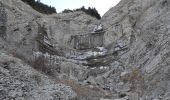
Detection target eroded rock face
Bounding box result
[101,0,170,99]
[0,0,107,99]
[0,52,76,100]
[70,31,104,50]
[39,12,102,50]
[2,0,170,99]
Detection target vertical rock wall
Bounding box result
[70,31,104,50]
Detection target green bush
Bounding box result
[62,6,101,19]
[21,0,56,14]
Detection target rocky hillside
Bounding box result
[1,0,170,100]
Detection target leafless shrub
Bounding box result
[30,56,58,77]
[10,50,59,78]
[121,68,145,91]
[60,80,105,100]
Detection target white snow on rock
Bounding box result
[99,66,108,70]
[76,47,107,60]
[93,24,103,32]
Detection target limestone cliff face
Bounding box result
[102,0,170,99]
[0,0,103,57]
[1,0,170,99]
[0,0,105,99]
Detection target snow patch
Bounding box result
[33,51,87,65]
[76,47,107,60]
[99,66,108,70]
[93,24,103,32]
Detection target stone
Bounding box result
[100,98,113,100]
[2,0,170,99]
[128,93,139,100]
[0,52,76,100]
[70,31,104,50]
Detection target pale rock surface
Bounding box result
[1,0,170,99]
[0,52,76,100]
[102,0,170,99]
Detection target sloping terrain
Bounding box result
[101,0,170,99]
[1,0,170,100]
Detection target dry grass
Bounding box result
[9,50,112,99]
[121,68,145,91]
[59,79,107,100]
[10,50,59,78]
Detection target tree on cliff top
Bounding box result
[62,6,101,19]
[21,0,56,14]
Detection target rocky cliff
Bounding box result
[1,0,170,100]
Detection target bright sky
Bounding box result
[40,0,120,16]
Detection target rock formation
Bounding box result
[1,0,170,99]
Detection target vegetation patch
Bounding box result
[121,68,145,91]
[62,6,101,19]
[21,0,56,14]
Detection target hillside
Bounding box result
[1,0,170,100]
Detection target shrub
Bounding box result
[21,0,56,14]
[62,6,101,19]
[121,68,145,91]
[31,56,57,77]
[62,9,73,13]
[10,50,59,78]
